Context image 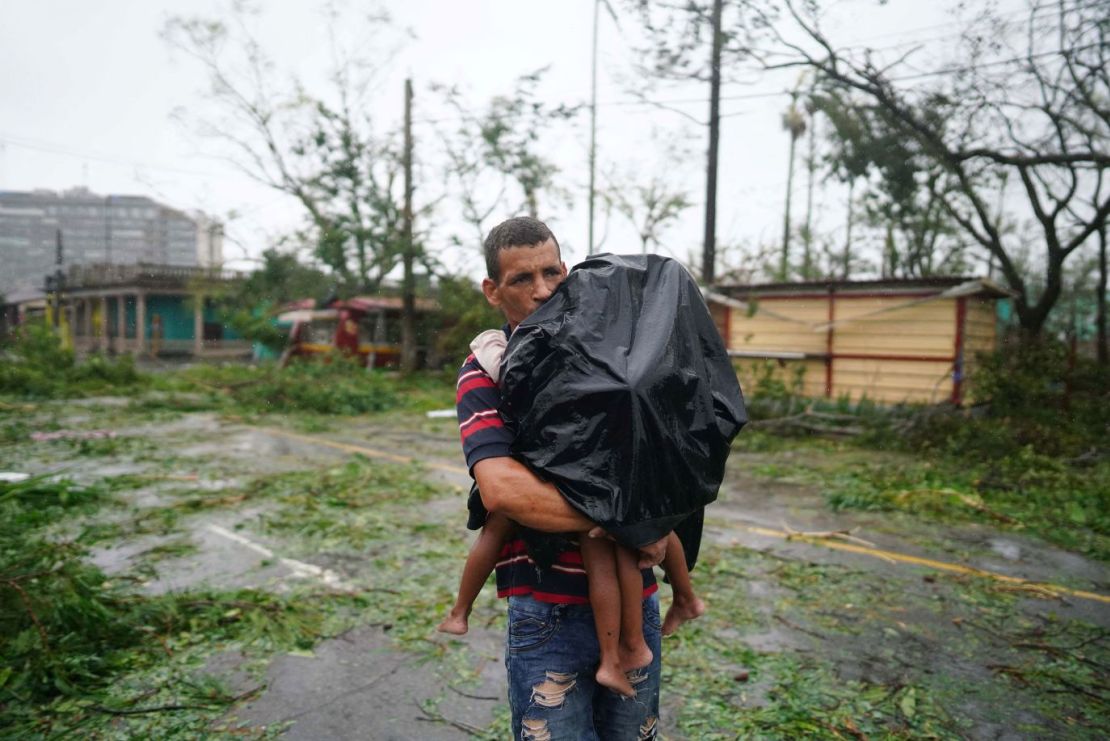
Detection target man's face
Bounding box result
[482,239,567,328]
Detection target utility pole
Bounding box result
[47,228,65,330]
[702,0,723,286]
[400,78,417,372]
[587,0,601,256]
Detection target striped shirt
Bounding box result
[456,336,658,604]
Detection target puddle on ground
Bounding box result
[988,538,1022,561]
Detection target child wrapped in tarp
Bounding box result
[443,253,747,695]
[498,252,747,570]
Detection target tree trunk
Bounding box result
[781,127,798,281]
[803,102,816,278]
[843,177,854,279]
[1098,222,1108,365]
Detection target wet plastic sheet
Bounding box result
[500,254,747,563]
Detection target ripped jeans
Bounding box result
[506,593,661,740]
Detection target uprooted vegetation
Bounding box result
[0,474,372,738]
[0,322,455,417]
[739,341,1110,562]
[2,329,1108,738]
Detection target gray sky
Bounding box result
[0,0,1029,279]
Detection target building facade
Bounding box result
[708,277,1013,405]
[16,263,249,360]
[0,187,222,298]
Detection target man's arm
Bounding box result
[474,457,670,568]
[473,457,593,533]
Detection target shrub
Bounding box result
[0,323,147,398]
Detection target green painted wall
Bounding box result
[147,296,192,340]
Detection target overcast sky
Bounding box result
[0,0,1030,280]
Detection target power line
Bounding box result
[0,133,234,179]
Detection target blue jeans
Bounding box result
[505,593,662,740]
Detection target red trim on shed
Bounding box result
[833,353,955,363]
[952,297,967,405]
[825,289,835,397]
[750,291,943,301]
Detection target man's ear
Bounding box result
[481,277,501,308]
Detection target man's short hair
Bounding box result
[483,216,561,281]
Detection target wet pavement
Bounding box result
[7,403,1108,739]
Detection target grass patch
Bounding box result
[821,452,1110,562]
[153,361,455,417]
[242,455,441,548]
[663,543,1109,739]
[0,473,373,738]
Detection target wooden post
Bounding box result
[588,0,601,256]
[400,77,417,372]
[702,0,723,286]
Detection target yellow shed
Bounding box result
[707,277,1013,405]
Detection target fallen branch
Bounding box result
[780,521,883,551]
[448,685,500,701]
[774,613,828,640]
[952,494,1020,525]
[893,488,1020,525]
[3,578,50,654]
[993,582,1066,601]
[93,684,265,716]
[413,701,484,736]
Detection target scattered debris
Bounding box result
[0,472,31,483]
[30,429,117,442]
[425,409,456,419]
[781,521,879,549]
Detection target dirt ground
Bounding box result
[6,399,1108,739]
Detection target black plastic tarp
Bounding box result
[500,253,747,567]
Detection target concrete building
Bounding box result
[0,187,222,298]
[14,262,249,359]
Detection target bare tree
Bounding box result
[764,0,1110,336]
[606,175,692,255]
[435,71,578,251]
[163,4,419,293]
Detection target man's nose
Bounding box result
[533,281,554,301]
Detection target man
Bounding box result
[457,216,667,740]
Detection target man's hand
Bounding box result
[589,528,668,569]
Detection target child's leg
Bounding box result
[615,544,653,671]
[438,512,515,635]
[661,531,706,636]
[580,537,636,697]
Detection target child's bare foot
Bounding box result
[662,594,706,636]
[596,662,637,697]
[437,608,471,635]
[619,640,653,671]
